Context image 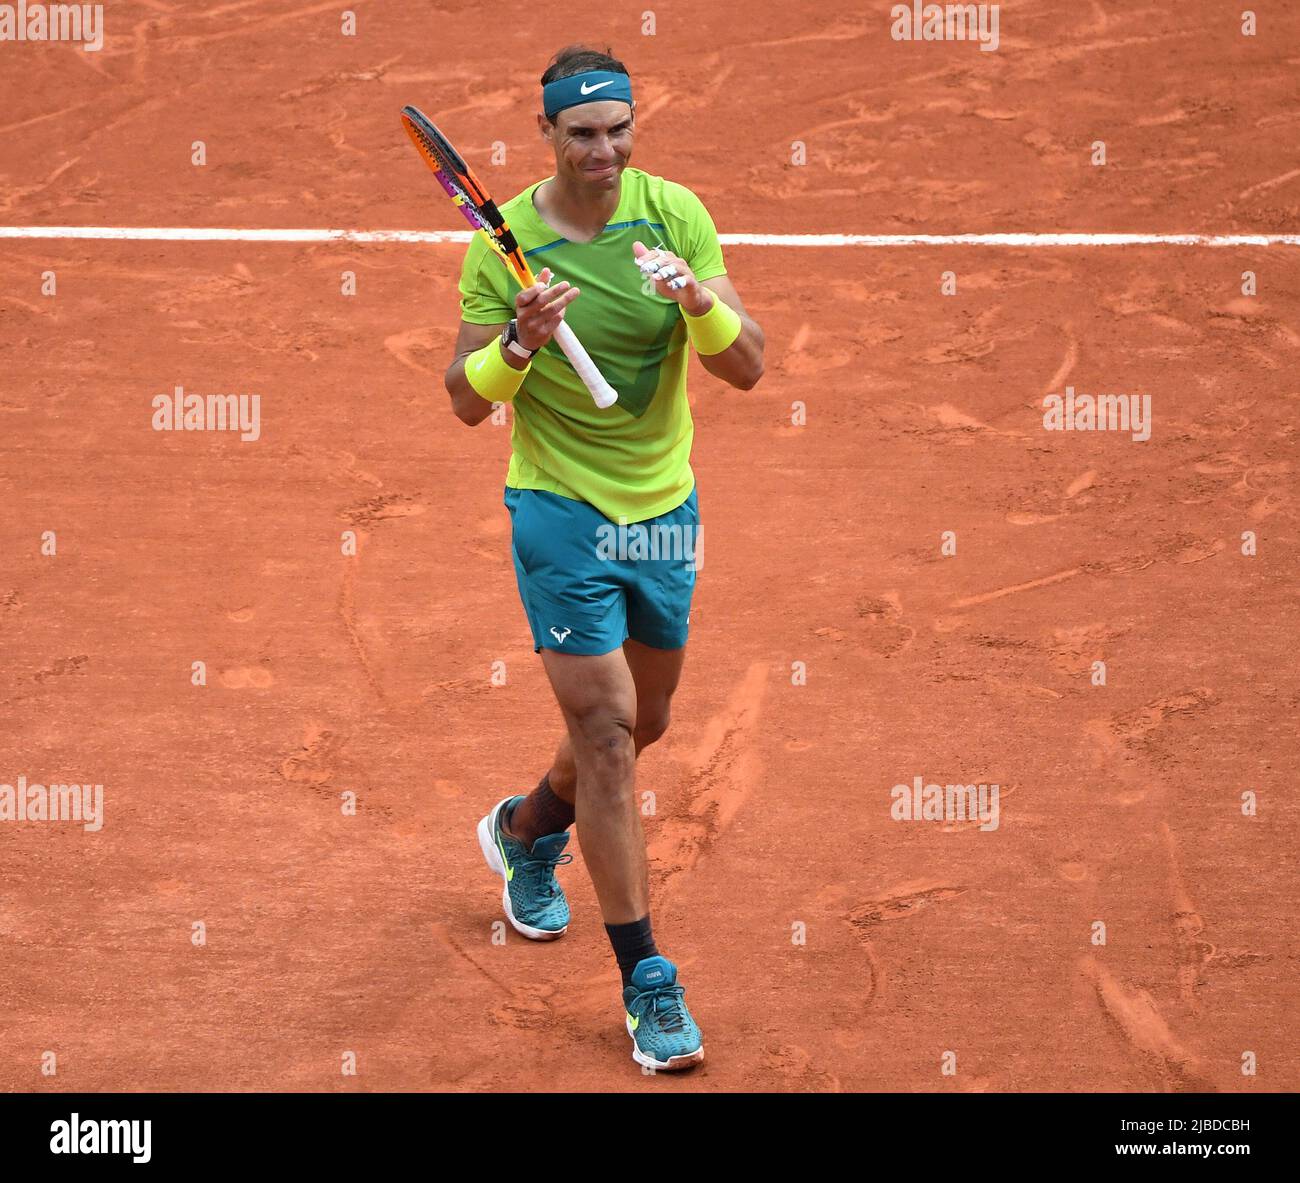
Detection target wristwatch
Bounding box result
[501,319,537,360]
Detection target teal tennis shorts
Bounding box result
[504,486,701,656]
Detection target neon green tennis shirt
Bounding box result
[457,167,728,524]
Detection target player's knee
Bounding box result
[571,707,636,772]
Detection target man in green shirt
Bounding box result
[446,43,764,1072]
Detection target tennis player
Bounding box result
[446,44,764,1071]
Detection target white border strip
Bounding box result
[0,227,1295,246]
[734,232,1300,247]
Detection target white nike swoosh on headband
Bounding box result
[579,80,615,95]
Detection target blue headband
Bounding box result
[542,70,634,121]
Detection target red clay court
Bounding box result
[1,1,1297,1092]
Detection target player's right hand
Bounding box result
[515,267,580,352]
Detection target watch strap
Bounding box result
[503,319,536,360]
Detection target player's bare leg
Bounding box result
[528,640,701,1067]
[535,646,646,922]
[506,639,685,848]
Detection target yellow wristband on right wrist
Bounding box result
[682,292,742,356]
[465,338,529,403]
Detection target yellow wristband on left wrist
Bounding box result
[465,338,530,404]
[682,292,742,356]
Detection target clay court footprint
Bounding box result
[340,493,427,527]
[846,882,966,933]
[278,722,343,784]
[853,595,915,656]
[219,666,274,689]
[1106,688,1217,744]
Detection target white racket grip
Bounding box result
[553,320,618,409]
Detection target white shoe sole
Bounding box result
[477,797,567,941]
[626,1015,705,1071]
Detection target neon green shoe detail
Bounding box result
[622,956,704,1070]
[481,795,573,937]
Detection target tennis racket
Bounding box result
[400,105,618,410]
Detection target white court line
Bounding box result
[0,227,1297,246]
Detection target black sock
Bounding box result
[605,916,659,989]
[506,772,575,846]
[528,772,575,835]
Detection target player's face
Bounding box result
[547,102,634,187]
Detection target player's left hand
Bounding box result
[632,240,714,315]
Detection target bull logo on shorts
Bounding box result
[549,626,572,645]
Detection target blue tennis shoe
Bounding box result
[477,794,573,939]
[623,955,705,1071]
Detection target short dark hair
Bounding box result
[540,44,629,88]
